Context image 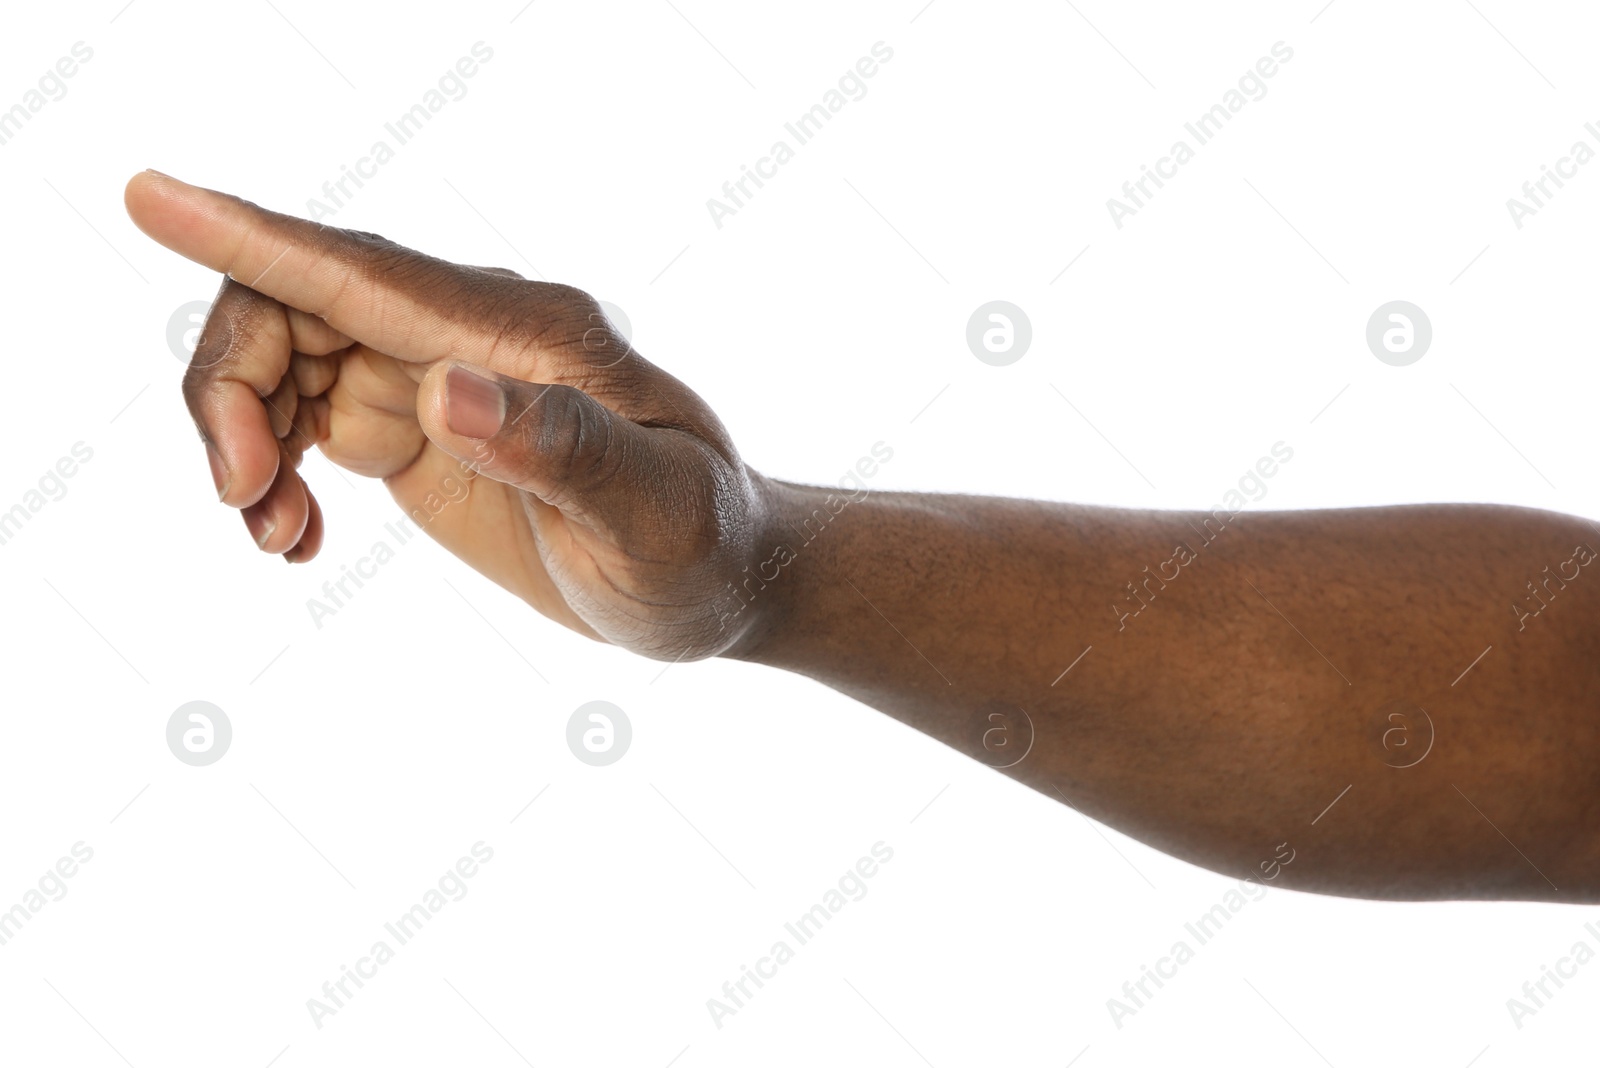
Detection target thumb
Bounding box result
[417,360,704,535]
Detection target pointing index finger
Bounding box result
[123,170,497,364]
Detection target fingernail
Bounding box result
[205,440,230,501]
[145,168,171,178]
[446,365,505,438]
[244,505,276,549]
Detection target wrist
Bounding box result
[716,472,829,664]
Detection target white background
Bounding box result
[2,1,1598,1065]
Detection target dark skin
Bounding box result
[125,170,1600,904]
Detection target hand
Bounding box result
[125,170,774,661]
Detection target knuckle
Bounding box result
[304,230,409,320]
[303,245,356,321]
[543,281,596,308]
[186,301,245,376]
[179,362,208,415]
[529,385,616,490]
[529,284,636,372]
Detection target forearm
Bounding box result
[727,477,1600,902]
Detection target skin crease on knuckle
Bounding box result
[516,385,617,512]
